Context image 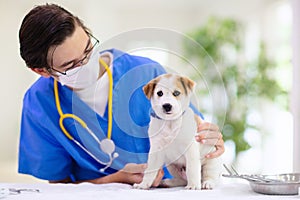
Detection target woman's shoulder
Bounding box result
[27,76,53,91]
[22,77,60,111]
[105,48,162,65]
[106,48,166,76]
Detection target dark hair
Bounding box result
[19,4,89,68]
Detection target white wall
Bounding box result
[0,0,293,182]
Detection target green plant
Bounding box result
[183,17,287,157]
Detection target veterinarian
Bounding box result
[18,3,225,185]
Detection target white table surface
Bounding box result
[0,181,298,200]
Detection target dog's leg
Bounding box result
[185,143,201,190]
[160,164,187,187]
[201,158,221,189]
[133,152,164,189]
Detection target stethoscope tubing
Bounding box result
[53,58,117,172]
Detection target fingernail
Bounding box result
[201,139,206,144]
[195,135,200,141]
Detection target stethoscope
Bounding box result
[54,58,118,172]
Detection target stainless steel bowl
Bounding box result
[248,173,300,195]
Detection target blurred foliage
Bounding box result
[183,17,288,157]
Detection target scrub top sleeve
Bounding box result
[18,108,73,181]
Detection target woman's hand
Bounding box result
[95,163,164,186]
[194,116,225,158]
[114,163,147,184]
[50,163,164,185]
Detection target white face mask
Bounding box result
[57,46,101,89]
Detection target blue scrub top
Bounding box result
[18,48,202,182]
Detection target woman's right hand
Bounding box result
[114,163,147,184]
[98,163,164,186]
[50,163,164,185]
[114,163,164,186]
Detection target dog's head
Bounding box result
[143,74,195,120]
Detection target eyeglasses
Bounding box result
[49,33,99,76]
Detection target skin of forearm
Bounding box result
[49,171,125,184]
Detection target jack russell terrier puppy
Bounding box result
[134,74,221,190]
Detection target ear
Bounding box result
[180,76,195,95]
[31,67,52,78]
[143,79,157,99]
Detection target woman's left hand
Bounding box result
[194,117,225,159]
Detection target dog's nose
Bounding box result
[162,103,172,112]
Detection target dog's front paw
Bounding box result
[201,180,215,190]
[185,184,201,190]
[133,183,151,190]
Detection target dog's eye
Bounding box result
[173,90,181,97]
[157,91,163,97]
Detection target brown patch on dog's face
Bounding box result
[176,76,195,95]
[143,76,161,99]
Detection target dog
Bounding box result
[133,73,221,190]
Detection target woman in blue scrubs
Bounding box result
[18,4,224,185]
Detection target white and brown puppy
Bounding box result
[134,74,221,190]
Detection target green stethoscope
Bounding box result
[54,58,118,172]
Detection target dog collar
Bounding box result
[150,109,186,120]
[150,110,163,120]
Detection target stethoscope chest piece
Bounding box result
[99,138,119,172]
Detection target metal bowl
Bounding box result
[248,173,300,195]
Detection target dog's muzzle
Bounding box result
[162,103,172,113]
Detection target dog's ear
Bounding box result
[143,79,157,99]
[179,76,195,95]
